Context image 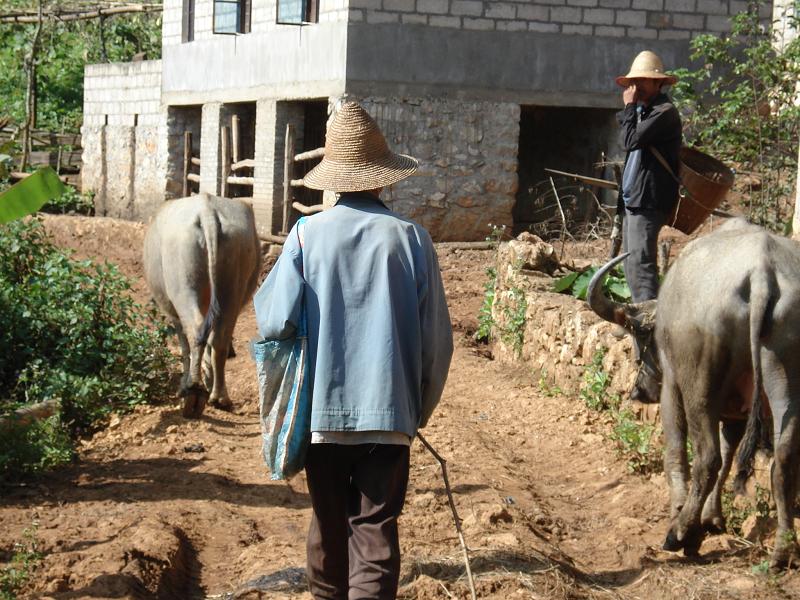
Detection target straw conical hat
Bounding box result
[616,50,678,87]
[302,102,418,192]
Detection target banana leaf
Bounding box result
[0,167,66,224]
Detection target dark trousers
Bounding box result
[623,207,668,303]
[304,443,410,600]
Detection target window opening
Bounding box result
[214,0,251,34]
[277,0,318,25]
[182,0,195,42]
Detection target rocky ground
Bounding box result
[1,214,798,599]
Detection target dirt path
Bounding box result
[1,215,799,599]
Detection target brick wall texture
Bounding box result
[348,0,764,39]
[82,61,167,220]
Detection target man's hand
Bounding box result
[623,84,637,106]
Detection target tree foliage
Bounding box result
[671,1,800,232]
[0,1,162,132]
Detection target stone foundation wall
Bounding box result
[82,60,167,221]
[491,237,638,401]
[355,96,519,241]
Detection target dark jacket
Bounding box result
[617,93,682,213]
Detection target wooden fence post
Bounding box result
[183,131,192,197]
[282,124,295,235]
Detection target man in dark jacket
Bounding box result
[616,50,683,303]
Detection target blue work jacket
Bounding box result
[254,192,453,437]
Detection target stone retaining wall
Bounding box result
[490,237,643,408]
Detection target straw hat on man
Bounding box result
[254,101,453,600]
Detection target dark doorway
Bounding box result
[514,106,619,236]
[226,101,256,200]
[293,100,328,210]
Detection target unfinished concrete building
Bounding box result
[81,0,762,241]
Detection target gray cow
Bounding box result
[144,193,261,418]
[588,218,800,568]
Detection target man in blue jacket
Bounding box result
[616,50,683,303]
[254,101,453,600]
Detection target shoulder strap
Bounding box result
[649,146,681,185]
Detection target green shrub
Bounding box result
[0,218,176,481]
[610,409,662,474]
[497,285,527,357]
[41,186,94,216]
[475,266,496,343]
[580,348,621,411]
[581,348,662,475]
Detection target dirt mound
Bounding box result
[1,215,798,599]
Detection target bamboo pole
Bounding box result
[183,131,192,197]
[221,125,230,197]
[282,124,295,235]
[292,201,325,215]
[226,175,254,186]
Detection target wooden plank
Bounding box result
[227,175,254,186]
[231,158,255,171]
[292,201,325,215]
[28,150,81,167]
[191,157,201,166]
[10,171,69,183]
[187,173,200,183]
[290,178,304,187]
[294,147,324,161]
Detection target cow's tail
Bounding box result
[196,194,222,349]
[733,266,772,495]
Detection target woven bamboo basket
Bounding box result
[669,146,735,234]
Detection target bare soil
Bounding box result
[1,214,799,600]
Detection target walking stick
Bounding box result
[416,432,477,600]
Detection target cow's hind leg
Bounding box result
[763,352,800,569]
[207,321,234,411]
[173,304,209,419]
[701,419,746,533]
[661,367,691,550]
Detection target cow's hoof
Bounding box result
[181,386,209,418]
[702,517,726,535]
[771,535,798,571]
[211,397,234,412]
[663,529,683,552]
[682,528,705,558]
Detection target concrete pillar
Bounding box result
[199,102,235,195]
[252,99,305,237]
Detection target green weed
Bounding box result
[0,524,42,600]
[474,266,496,343]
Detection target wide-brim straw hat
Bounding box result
[302,102,418,192]
[616,50,678,87]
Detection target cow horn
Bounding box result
[587,253,630,327]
